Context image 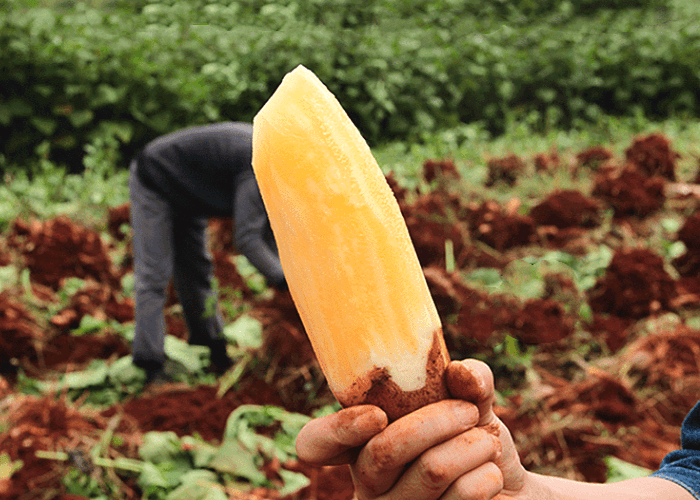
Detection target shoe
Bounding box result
[207,338,235,376]
[210,351,234,376]
[144,366,174,386]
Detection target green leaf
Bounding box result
[93,84,123,106]
[0,99,33,125]
[166,470,227,500]
[137,461,170,489]
[223,315,263,349]
[0,266,19,293]
[209,441,266,484]
[139,431,182,464]
[164,335,208,372]
[58,277,86,302]
[223,405,310,461]
[233,255,267,293]
[605,456,652,483]
[30,117,58,136]
[138,432,194,489]
[465,268,504,288]
[67,109,94,128]
[29,8,57,36]
[108,355,146,385]
[63,360,109,389]
[71,315,107,336]
[0,453,23,480]
[277,469,311,497]
[181,436,218,469]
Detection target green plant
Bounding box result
[1,0,695,173]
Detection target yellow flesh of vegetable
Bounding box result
[252,65,449,420]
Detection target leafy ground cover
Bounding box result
[3,121,700,498]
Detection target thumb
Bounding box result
[445,359,496,426]
[296,405,388,466]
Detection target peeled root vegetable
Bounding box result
[252,65,449,421]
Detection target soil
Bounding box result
[591,165,666,218]
[625,132,680,181]
[338,330,450,422]
[2,132,700,498]
[485,153,526,186]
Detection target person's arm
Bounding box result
[522,474,694,500]
[295,359,697,500]
[233,172,286,289]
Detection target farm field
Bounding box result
[3,120,700,499]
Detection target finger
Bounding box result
[388,427,501,500]
[353,399,479,498]
[296,405,388,466]
[442,462,504,500]
[446,359,496,426]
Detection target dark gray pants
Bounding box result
[129,161,223,367]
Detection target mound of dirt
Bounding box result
[508,298,574,345]
[486,154,526,187]
[50,281,134,331]
[424,266,515,349]
[0,293,44,374]
[209,217,236,254]
[500,323,700,483]
[466,200,536,252]
[425,267,576,350]
[422,158,460,183]
[0,395,134,499]
[533,150,560,173]
[108,380,284,442]
[625,133,679,181]
[254,291,333,414]
[37,332,130,374]
[587,248,676,319]
[673,212,700,278]
[529,190,602,229]
[585,314,634,353]
[402,193,470,268]
[592,166,666,218]
[107,203,130,241]
[8,217,119,290]
[623,327,700,404]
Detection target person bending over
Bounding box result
[129,122,286,384]
[296,358,699,500]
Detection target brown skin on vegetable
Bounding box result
[338,330,449,422]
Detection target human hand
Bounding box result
[446,359,527,498]
[296,359,527,499]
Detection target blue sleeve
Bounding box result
[651,400,700,499]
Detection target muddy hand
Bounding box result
[348,398,504,500]
[296,405,389,466]
[446,359,528,497]
[296,398,502,500]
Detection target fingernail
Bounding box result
[353,407,388,433]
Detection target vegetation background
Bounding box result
[2,0,700,173]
